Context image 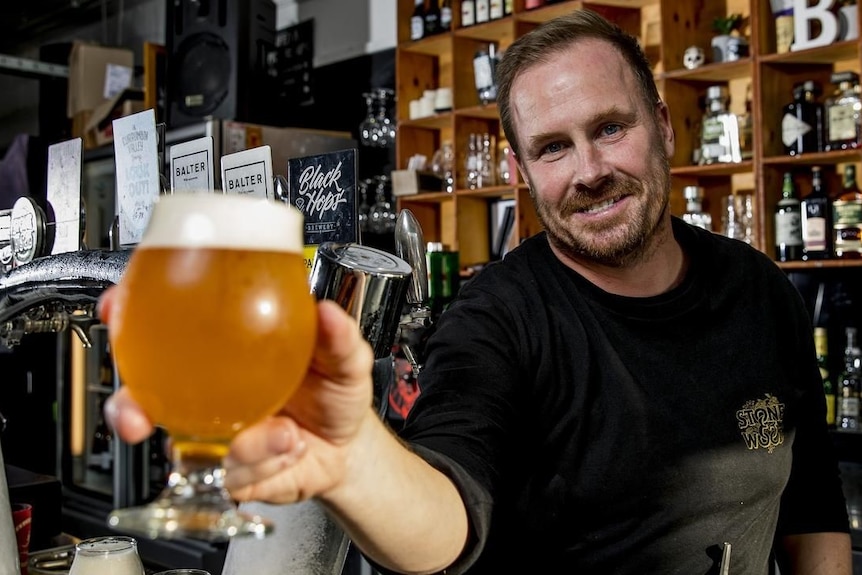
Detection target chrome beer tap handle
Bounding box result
[394,209,432,375]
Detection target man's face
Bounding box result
[510,39,675,268]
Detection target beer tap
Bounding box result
[0,249,130,348]
[394,209,432,375]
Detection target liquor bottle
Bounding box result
[801,166,833,260]
[473,44,499,105]
[475,0,490,24]
[489,0,504,20]
[825,71,862,151]
[838,326,861,431]
[440,0,452,31]
[781,80,824,156]
[699,85,748,164]
[833,164,862,259]
[466,133,479,189]
[461,0,475,27]
[423,0,441,36]
[815,327,836,428]
[682,186,713,231]
[775,171,803,261]
[503,0,513,15]
[410,0,425,41]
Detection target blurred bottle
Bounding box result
[474,44,499,105]
[801,166,833,261]
[461,0,475,27]
[423,0,441,36]
[838,326,862,431]
[476,133,495,188]
[833,164,862,259]
[775,171,803,261]
[410,0,425,40]
[440,0,452,31]
[782,81,824,156]
[815,327,836,428]
[825,71,862,151]
[465,133,479,190]
[475,0,489,24]
[682,185,712,231]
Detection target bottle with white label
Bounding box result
[826,71,862,151]
[461,0,475,27]
[489,0,503,20]
[410,0,425,41]
[475,0,490,24]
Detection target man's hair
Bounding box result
[496,9,660,157]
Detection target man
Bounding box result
[105,9,851,574]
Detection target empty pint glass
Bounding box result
[107,193,317,541]
[68,536,144,575]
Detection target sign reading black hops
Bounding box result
[287,148,359,247]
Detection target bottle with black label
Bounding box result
[801,166,833,260]
[424,0,441,37]
[410,0,425,41]
[782,81,824,156]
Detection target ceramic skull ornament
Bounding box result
[683,46,706,69]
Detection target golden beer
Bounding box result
[112,247,315,455]
[107,193,317,540]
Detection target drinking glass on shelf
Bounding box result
[359,92,379,146]
[368,175,397,234]
[374,88,397,147]
[68,536,144,575]
[107,193,318,541]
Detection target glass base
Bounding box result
[108,499,272,542]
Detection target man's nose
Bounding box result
[571,144,610,190]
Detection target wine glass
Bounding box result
[369,175,397,234]
[107,193,318,541]
[374,88,396,148]
[359,92,378,146]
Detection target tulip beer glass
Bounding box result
[68,536,144,575]
[107,193,317,540]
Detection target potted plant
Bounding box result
[711,13,748,63]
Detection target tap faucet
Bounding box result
[394,209,432,376]
[0,249,130,348]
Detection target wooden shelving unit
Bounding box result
[394,0,862,270]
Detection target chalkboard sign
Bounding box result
[287,148,358,268]
[272,19,315,109]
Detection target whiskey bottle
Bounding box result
[489,0,503,20]
[801,166,833,260]
[781,81,824,156]
[833,164,862,259]
[838,326,861,431]
[682,186,713,231]
[410,0,425,40]
[825,71,862,151]
[815,327,836,428]
[775,171,803,261]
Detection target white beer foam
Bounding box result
[140,194,304,253]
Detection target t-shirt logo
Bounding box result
[736,394,785,453]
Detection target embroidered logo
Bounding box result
[736,394,785,453]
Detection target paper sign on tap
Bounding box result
[112,108,160,247]
[46,138,83,254]
[220,145,274,199]
[169,136,215,193]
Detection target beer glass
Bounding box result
[107,193,317,540]
[68,536,144,575]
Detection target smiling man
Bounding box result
[104,9,852,575]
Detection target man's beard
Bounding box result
[532,148,671,268]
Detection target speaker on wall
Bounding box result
[167,0,276,128]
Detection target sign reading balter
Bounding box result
[220,145,274,200]
[287,148,358,270]
[169,136,214,193]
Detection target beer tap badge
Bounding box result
[287,148,358,270]
[220,145,274,200]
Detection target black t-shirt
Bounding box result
[398,219,849,574]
